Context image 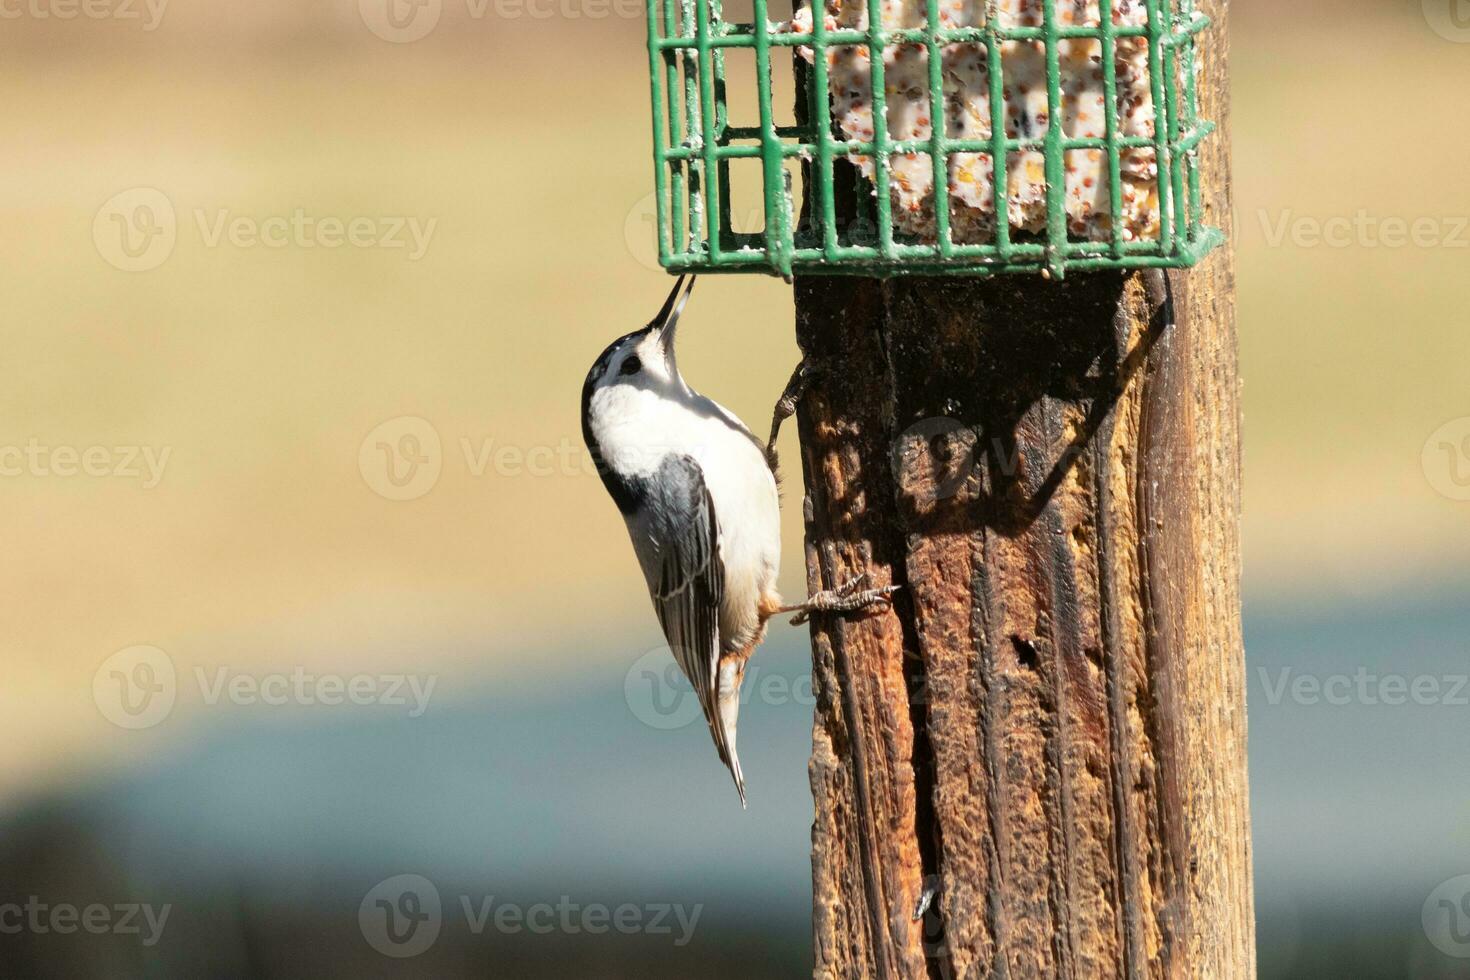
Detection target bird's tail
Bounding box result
[713,658,747,808]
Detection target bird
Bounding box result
[580,275,898,806]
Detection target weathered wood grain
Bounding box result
[793,3,1251,977]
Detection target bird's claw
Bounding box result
[789,576,902,625]
[766,361,817,472]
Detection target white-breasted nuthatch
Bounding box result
[581,276,898,806]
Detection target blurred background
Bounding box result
[1,0,1467,976]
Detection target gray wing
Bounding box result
[637,455,731,767]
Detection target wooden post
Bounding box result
[792,2,1252,977]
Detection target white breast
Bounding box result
[591,384,781,651]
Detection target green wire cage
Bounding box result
[645,0,1222,279]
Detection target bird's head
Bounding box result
[583,275,696,399]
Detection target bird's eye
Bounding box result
[619,355,642,377]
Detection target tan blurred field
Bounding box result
[0,1,1466,797]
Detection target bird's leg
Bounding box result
[766,361,815,472]
[779,573,900,626]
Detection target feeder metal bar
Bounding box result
[646,0,1222,277]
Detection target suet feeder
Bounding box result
[644,0,1222,279]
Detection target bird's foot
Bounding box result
[766,361,816,473]
[785,574,900,626]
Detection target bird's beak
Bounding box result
[653,274,696,349]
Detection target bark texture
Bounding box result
[794,3,1251,977]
